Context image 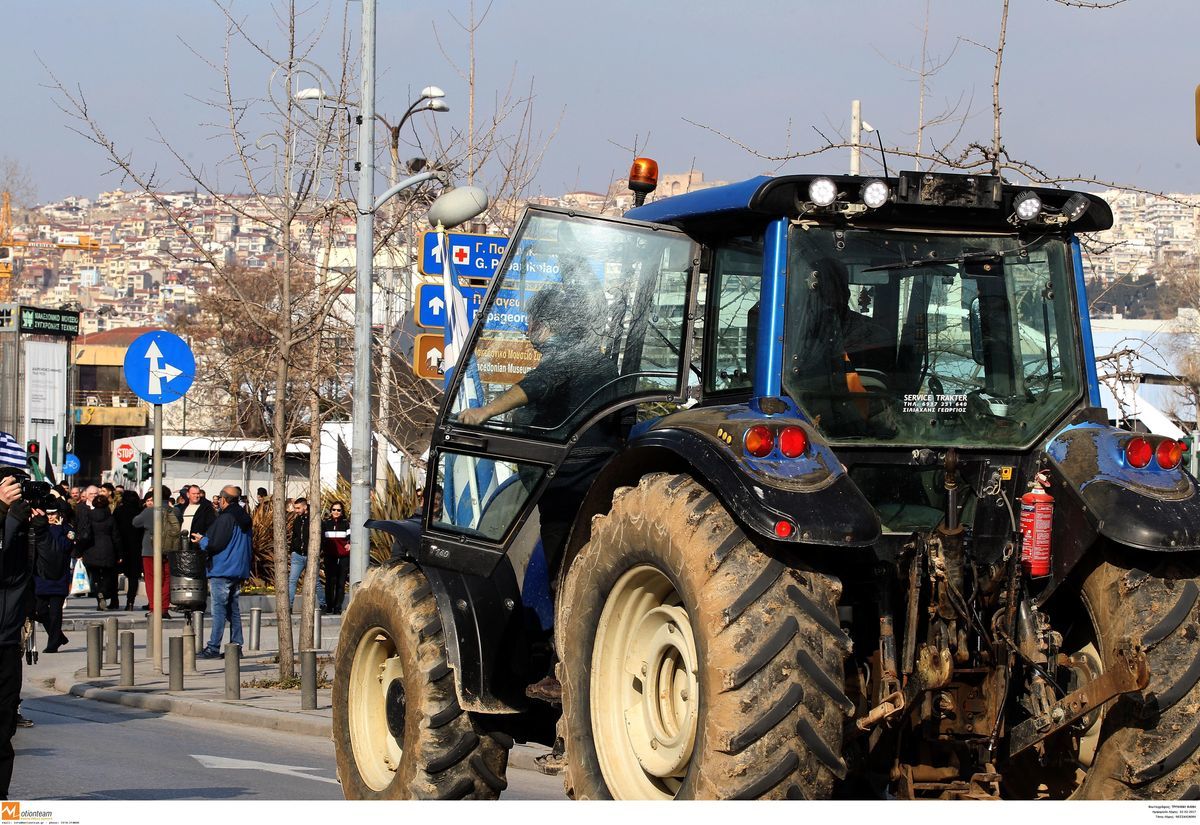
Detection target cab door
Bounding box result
[421,206,700,579]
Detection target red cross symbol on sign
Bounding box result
[453,245,470,265]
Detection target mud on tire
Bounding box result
[332,563,511,799]
[557,472,853,800]
[1075,549,1200,800]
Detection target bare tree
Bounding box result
[49,0,362,677]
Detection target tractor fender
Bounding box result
[563,407,881,576]
[366,519,532,715]
[1042,423,1200,585]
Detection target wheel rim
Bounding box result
[590,565,699,800]
[348,626,405,791]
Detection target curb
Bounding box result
[47,675,547,774]
[53,675,332,738]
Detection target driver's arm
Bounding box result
[458,384,530,426]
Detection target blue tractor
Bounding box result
[332,163,1200,801]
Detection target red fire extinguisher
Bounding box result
[1020,471,1054,578]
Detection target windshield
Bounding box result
[783,227,1082,448]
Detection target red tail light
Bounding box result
[778,426,808,458]
[1126,437,1153,469]
[744,425,774,458]
[1156,439,1185,470]
[774,519,795,539]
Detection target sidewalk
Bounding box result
[29,597,546,772]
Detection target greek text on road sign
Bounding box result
[123,330,195,405]
[421,231,508,279]
[416,282,532,332]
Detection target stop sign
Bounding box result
[115,443,135,463]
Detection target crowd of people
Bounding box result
[0,472,356,797]
[0,478,353,659]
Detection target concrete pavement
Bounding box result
[28,596,547,774]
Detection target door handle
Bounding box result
[442,430,488,451]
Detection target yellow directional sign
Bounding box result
[413,333,447,381]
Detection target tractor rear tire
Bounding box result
[332,563,511,799]
[1075,549,1200,800]
[557,472,853,800]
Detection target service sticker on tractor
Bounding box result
[901,393,967,414]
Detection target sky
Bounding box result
[8,0,1200,205]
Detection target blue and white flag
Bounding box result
[0,432,26,469]
[439,230,504,528]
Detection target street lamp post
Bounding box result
[350,0,378,593]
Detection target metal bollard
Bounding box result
[119,631,135,687]
[192,611,205,653]
[249,607,262,652]
[143,618,154,661]
[183,620,197,674]
[224,643,241,700]
[104,616,119,665]
[313,605,322,650]
[301,649,317,710]
[169,636,184,691]
[86,623,102,678]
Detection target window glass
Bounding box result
[783,228,1081,448]
[449,211,694,442]
[432,451,544,542]
[705,242,762,392]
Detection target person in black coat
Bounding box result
[31,500,71,652]
[82,494,122,611]
[113,492,144,610]
[0,469,35,798]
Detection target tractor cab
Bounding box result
[421,168,1113,580]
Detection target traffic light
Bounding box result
[122,460,138,483]
[139,453,151,481]
[26,440,39,465]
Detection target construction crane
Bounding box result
[0,189,101,302]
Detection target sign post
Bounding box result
[123,331,195,673]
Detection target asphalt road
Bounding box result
[12,683,566,801]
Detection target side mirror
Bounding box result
[968,296,985,365]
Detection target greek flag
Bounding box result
[0,432,25,470]
[439,230,501,528]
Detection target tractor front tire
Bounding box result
[557,473,853,800]
[332,563,511,799]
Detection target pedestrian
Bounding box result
[321,502,351,614]
[132,487,180,619]
[194,486,251,658]
[256,487,269,511]
[72,485,98,569]
[113,489,144,610]
[178,485,216,563]
[0,469,36,797]
[82,494,122,611]
[286,497,323,609]
[68,486,80,505]
[31,499,71,653]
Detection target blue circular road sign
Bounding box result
[123,330,195,405]
[62,453,80,476]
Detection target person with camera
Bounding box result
[31,499,71,654]
[0,468,41,798]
